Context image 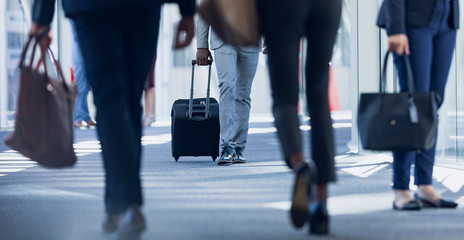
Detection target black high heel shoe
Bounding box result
[290,162,316,228]
[309,201,329,235]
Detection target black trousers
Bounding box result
[258,0,341,183]
[73,4,161,214]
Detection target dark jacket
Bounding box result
[377,0,459,35]
[32,0,195,25]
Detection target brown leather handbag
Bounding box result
[198,0,260,47]
[4,35,77,168]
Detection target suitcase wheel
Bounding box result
[212,156,216,162]
[174,157,179,162]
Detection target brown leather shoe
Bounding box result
[116,205,146,240]
[87,120,97,127]
[102,213,119,233]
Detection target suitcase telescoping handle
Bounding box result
[189,60,213,120]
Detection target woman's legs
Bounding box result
[143,87,155,126]
[258,0,340,233]
[392,0,456,207]
[305,0,341,199]
[143,55,157,127]
[392,27,434,208]
[415,1,456,202]
[258,0,314,229]
[392,150,416,207]
[257,0,306,167]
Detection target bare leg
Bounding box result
[288,152,305,170]
[143,87,155,127]
[394,189,414,207]
[316,184,327,203]
[416,185,441,201]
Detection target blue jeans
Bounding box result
[70,20,91,123]
[392,0,456,190]
[214,45,259,151]
[73,64,92,122]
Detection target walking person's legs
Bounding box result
[305,0,340,188]
[214,45,239,165]
[232,50,259,162]
[304,0,340,233]
[258,0,315,231]
[70,20,93,128]
[73,63,92,126]
[143,56,157,127]
[143,87,155,126]
[73,4,161,237]
[258,0,340,234]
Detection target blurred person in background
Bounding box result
[70,20,96,128]
[196,0,261,165]
[143,55,157,127]
[29,0,195,238]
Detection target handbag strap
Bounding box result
[19,35,35,69]
[19,35,70,92]
[381,51,420,124]
[47,47,71,92]
[381,51,415,95]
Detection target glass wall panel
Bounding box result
[443,1,464,163]
[333,0,352,111]
[1,0,28,129]
[350,0,382,153]
[331,0,353,154]
[435,55,458,160]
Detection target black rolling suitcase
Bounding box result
[171,60,220,162]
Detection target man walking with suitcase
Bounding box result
[196,3,261,166]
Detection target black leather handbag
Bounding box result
[357,52,438,151]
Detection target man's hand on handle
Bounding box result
[196,48,213,65]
